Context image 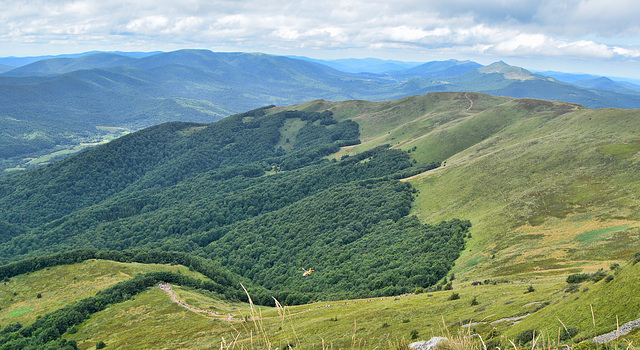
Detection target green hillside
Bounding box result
[1,92,639,348]
[276,93,640,282]
[0,105,468,302]
[1,253,639,349]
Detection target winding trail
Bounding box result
[159,283,243,322]
[158,283,411,322]
[464,92,474,110]
[159,283,640,344]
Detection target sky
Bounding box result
[2,0,640,78]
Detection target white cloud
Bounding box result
[0,0,638,78]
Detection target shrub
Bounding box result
[610,263,620,270]
[590,270,607,282]
[525,285,535,293]
[485,339,502,350]
[96,341,107,349]
[515,329,536,345]
[448,292,460,300]
[36,293,42,299]
[410,329,419,340]
[633,252,640,265]
[565,284,581,293]
[566,273,589,284]
[559,327,579,341]
[470,296,479,306]
[604,275,614,283]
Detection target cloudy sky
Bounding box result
[2,0,640,78]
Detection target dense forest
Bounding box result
[0,106,468,301]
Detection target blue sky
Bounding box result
[2,0,640,78]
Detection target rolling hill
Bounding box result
[1,92,640,348]
[5,50,640,175]
[2,91,639,289]
[276,92,640,280]
[2,50,640,173]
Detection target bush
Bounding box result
[604,275,614,283]
[515,329,536,345]
[565,284,581,293]
[524,285,535,293]
[470,296,479,306]
[559,326,579,341]
[96,341,107,349]
[448,292,460,300]
[567,273,589,284]
[633,252,640,265]
[590,270,607,282]
[410,329,419,340]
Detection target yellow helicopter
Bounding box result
[302,268,314,277]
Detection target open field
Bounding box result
[43,258,638,349]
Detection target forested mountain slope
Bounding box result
[0,104,467,301]
[1,91,638,297]
[272,92,640,280]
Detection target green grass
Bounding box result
[65,262,640,349]
[575,226,630,243]
[0,259,207,326]
[271,93,640,284]
[27,149,79,165]
[0,255,637,349]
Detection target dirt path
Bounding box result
[464,92,474,110]
[159,283,244,322]
[158,283,413,321]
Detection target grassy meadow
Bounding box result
[0,257,620,349]
[0,259,207,326]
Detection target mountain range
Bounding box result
[2,49,640,173]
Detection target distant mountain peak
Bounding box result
[478,61,536,81]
